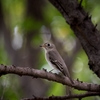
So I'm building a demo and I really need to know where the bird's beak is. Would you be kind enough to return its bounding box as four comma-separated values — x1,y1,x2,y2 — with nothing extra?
40,44,45,48
40,45,43,47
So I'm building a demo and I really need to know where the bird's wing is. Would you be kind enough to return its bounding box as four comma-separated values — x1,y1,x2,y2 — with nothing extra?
48,50,73,84
48,50,66,76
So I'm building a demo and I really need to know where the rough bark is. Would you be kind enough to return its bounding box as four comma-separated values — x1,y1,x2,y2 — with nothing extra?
49,0,100,78
21,92,100,100
0,64,100,92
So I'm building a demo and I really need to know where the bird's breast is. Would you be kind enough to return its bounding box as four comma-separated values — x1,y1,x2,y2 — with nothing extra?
45,52,57,69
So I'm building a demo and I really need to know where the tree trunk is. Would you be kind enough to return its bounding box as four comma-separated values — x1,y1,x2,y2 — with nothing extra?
49,0,100,78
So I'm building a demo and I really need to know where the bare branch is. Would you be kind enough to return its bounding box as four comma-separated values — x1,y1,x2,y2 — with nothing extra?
21,92,100,100
0,64,100,92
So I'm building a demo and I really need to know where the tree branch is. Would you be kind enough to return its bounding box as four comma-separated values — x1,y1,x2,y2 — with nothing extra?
48,0,100,78
0,64,100,92
21,92,100,100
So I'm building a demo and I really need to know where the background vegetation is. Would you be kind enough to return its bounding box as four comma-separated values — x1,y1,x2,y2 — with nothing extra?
0,0,100,100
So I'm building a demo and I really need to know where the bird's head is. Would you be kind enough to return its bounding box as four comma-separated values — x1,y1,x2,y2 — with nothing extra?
40,42,55,51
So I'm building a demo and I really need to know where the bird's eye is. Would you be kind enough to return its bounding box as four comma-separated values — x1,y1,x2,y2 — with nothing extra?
47,43,50,46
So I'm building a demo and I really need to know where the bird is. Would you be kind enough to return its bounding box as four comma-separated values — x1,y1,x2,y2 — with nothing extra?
40,42,73,84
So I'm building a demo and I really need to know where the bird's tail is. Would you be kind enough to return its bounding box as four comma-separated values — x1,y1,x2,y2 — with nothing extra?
63,69,74,84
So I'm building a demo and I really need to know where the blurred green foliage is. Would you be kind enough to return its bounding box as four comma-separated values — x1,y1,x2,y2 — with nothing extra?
0,39,10,64
2,0,25,29
0,0,100,100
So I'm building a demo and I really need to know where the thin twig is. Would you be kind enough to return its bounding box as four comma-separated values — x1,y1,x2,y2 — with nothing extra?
21,92,100,100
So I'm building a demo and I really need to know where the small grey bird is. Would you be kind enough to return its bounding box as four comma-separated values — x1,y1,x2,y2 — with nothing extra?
40,42,73,84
